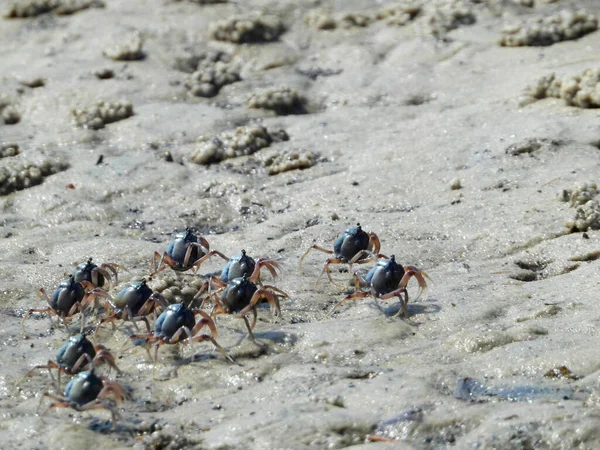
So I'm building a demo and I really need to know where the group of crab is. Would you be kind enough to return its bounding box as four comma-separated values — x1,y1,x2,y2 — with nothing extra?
20,223,428,429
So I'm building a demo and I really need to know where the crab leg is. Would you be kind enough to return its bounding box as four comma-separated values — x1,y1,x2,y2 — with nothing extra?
299,245,333,272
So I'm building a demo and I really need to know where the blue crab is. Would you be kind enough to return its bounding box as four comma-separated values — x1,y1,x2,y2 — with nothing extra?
129,303,233,363
96,278,169,332
23,275,108,332
21,333,120,386
299,223,383,284
40,369,126,429
332,255,429,317
151,228,228,274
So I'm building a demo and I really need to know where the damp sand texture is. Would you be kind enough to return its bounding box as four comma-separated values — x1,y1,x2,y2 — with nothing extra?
2,0,600,449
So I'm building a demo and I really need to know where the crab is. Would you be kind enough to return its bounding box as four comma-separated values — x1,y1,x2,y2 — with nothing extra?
21,333,121,386
207,275,288,345
72,257,123,290
332,255,430,317
299,223,383,284
22,275,109,332
96,278,169,332
151,228,228,275
40,369,126,430
219,249,282,284
129,303,233,363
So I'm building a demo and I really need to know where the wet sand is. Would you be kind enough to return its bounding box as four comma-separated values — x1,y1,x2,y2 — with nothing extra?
1,0,600,448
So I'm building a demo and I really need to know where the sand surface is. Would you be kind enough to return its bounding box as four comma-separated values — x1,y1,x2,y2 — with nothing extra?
1,0,600,448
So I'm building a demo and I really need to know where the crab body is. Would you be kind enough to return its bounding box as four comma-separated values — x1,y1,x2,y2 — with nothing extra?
299,223,383,284
167,229,203,271
333,225,371,262
334,255,429,317
129,303,231,363
23,275,106,332
72,257,121,289
154,304,196,340
65,370,104,405
21,334,120,385
209,276,287,345
221,251,256,283
50,277,87,315
365,256,406,296
220,249,281,285
56,334,96,369
112,279,154,315
152,228,228,275
41,369,126,429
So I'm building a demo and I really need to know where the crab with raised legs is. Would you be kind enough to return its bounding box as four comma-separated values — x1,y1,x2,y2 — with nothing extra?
332,255,430,317
206,275,288,346
72,257,123,290
21,333,121,387
129,303,233,363
96,278,169,333
23,275,109,333
40,369,126,430
299,223,383,284
151,228,228,275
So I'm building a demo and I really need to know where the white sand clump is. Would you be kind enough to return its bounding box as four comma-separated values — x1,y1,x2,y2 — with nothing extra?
505,137,560,155
304,9,337,30
54,0,104,15
4,0,55,17
499,9,598,46
338,12,373,28
419,0,475,35
561,182,598,207
190,125,288,165
561,182,600,232
262,150,315,175
0,96,20,124
72,100,134,130
0,143,20,158
102,32,144,61
512,0,558,7
184,54,240,98
376,3,422,26
2,105,21,125
305,0,472,35
523,69,600,107
0,159,69,195
4,0,103,18
566,200,600,232
209,14,285,43
247,86,305,115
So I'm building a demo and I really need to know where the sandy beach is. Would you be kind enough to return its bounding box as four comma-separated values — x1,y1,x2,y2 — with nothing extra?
1,0,600,448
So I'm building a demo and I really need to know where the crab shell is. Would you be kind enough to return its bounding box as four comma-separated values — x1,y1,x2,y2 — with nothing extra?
333,225,370,261
220,277,259,314
50,277,86,315
112,279,154,315
64,370,103,405
56,334,96,370
365,255,405,296
221,251,256,283
154,304,195,340
72,258,107,287
166,229,203,270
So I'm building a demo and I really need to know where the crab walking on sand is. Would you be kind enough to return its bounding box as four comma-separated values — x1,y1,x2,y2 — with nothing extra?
151,228,229,275
333,255,430,317
20,333,121,387
299,223,383,284
40,369,126,430
128,303,233,363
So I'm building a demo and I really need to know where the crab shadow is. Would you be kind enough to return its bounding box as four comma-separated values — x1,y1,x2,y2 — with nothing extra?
376,297,442,322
